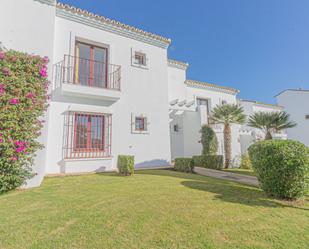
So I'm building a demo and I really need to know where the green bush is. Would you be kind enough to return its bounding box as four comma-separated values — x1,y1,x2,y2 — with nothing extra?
174,158,194,173
0,50,49,193
117,155,134,176
200,125,218,155
240,154,252,169
192,155,223,170
248,140,309,199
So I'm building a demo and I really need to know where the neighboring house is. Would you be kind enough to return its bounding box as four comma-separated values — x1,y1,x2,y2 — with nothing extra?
167,59,241,160
276,89,309,146
239,99,287,154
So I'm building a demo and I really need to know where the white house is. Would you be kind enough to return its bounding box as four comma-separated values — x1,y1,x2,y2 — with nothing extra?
1,0,172,187
239,99,287,154
276,89,309,146
167,59,241,161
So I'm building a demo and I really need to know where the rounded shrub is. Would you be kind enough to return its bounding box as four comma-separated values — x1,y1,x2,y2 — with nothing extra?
200,125,218,155
117,155,134,176
248,140,309,199
240,154,252,170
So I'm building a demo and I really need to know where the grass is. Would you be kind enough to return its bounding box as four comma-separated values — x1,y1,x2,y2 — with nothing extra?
0,169,308,249
223,168,256,177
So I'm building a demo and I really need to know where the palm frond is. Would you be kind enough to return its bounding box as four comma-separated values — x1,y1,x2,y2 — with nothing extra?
211,104,246,125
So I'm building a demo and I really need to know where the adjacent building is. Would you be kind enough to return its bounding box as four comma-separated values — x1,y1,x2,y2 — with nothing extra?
167,59,241,160
239,100,286,154
276,89,309,147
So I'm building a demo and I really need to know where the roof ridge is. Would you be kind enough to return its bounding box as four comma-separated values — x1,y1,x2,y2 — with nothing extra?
168,59,189,69
56,2,171,45
185,79,239,94
240,99,283,108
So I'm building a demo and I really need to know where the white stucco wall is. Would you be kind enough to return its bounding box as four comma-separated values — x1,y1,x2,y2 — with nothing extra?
46,14,171,174
0,0,56,187
276,90,309,146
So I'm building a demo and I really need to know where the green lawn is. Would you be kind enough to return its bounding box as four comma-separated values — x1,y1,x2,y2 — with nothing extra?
223,168,256,177
0,170,308,249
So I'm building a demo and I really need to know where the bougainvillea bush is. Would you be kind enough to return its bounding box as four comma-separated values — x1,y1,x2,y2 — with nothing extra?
0,50,49,193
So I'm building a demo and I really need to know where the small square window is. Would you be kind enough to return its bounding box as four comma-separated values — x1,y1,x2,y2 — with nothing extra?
135,117,147,131
134,52,146,66
173,124,179,132
305,115,309,120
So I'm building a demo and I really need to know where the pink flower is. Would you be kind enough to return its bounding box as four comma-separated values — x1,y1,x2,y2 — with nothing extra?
0,52,5,60
11,56,17,62
26,92,35,99
9,98,19,105
2,67,10,76
0,84,5,96
16,146,26,153
39,67,48,78
11,156,18,161
0,139,3,143
43,56,49,63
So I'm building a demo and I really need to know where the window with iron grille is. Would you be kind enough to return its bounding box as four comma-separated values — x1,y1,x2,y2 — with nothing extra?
63,111,112,159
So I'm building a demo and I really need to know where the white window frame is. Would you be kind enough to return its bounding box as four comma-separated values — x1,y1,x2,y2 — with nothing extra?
131,48,149,69
131,113,150,134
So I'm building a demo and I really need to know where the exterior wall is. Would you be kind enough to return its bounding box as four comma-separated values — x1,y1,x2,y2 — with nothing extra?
168,65,241,162
46,14,171,174
276,90,309,146
0,0,56,187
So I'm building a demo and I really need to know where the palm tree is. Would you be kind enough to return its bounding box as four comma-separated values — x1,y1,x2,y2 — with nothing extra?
248,111,296,140
211,104,246,168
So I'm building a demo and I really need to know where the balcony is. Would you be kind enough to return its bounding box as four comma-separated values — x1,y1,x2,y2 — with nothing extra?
54,55,121,101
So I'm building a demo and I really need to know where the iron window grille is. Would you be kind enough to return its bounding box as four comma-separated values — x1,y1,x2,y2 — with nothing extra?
63,111,112,159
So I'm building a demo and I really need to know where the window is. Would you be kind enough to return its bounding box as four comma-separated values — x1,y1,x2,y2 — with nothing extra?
197,98,210,114
63,111,112,159
221,100,227,105
131,113,149,134
134,52,146,66
173,124,179,132
74,41,108,88
135,117,147,131
131,48,149,69
306,115,309,120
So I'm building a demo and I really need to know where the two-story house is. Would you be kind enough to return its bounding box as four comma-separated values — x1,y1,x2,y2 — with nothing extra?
1,0,172,187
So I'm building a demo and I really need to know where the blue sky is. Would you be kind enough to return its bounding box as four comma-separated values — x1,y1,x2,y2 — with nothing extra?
60,0,309,103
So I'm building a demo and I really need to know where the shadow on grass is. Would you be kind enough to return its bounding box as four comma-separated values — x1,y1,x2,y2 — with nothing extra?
136,169,309,210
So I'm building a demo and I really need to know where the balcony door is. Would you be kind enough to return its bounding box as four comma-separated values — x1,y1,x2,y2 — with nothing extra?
75,42,108,88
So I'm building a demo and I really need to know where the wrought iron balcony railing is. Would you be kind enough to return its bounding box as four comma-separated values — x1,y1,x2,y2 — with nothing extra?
54,55,121,91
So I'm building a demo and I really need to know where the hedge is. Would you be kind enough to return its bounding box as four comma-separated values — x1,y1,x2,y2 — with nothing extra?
117,155,134,176
192,155,223,170
248,140,309,200
174,158,194,173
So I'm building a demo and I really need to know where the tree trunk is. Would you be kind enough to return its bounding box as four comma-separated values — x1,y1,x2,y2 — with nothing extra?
265,130,272,140
223,123,232,169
